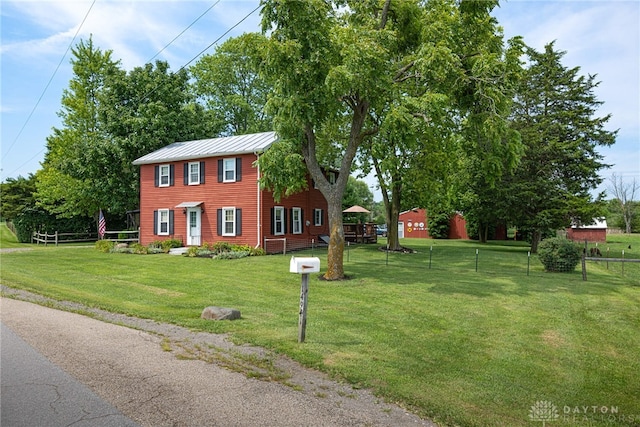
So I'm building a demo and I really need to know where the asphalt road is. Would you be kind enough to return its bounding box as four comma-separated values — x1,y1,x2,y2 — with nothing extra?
0,297,434,427
1,322,140,427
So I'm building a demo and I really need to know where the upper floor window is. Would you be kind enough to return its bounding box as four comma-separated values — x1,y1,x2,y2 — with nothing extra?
218,158,242,183
158,164,172,187
185,161,206,185
314,209,324,226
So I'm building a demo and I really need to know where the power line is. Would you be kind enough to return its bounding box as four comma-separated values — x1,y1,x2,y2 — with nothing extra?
3,0,97,159
139,3,261,103
4,2,262,179
147,0,221,64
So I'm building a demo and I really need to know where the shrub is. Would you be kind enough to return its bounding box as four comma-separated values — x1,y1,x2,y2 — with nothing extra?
213,251,250,260
428,212,451,239
160,238,183,253
131,243,148,255
538,237,582,272
211,241,232,254
95,240,115,253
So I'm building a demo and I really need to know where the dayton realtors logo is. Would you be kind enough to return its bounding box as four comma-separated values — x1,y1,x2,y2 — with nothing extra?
529,401,636,425
529,401,560,426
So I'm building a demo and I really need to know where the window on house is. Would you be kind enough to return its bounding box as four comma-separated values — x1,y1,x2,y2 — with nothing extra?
158,209,169,235
314,209,323,226
224,158,236,182
223,207,235,236
274,206,285,235
159,165,171,187
189,162,200,185
292,208,302,234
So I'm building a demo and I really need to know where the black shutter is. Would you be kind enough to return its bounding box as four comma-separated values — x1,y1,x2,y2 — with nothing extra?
289,208,293,234
154,166,159,187
153,210,158,234
184,163,189,185
200,161,205,184
236,209,242,236
218,159,223,182
236,158,242,182
169,165,175,186
283,208,288,234
270,207,275,235
217,209,222,235
169,210,174,235
301,209,304,232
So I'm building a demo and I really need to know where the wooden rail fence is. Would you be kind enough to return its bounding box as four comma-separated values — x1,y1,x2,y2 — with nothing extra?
32,230,139,246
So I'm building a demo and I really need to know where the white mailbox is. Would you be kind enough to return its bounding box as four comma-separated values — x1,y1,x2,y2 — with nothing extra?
289,256,320,274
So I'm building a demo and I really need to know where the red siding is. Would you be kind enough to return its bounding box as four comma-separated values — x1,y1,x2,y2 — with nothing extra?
448,213,469,240
398,209,470,240
567,228,606,243
399,209,430,238
138,154,328,250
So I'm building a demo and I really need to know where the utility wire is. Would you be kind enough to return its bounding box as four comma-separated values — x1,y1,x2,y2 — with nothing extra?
5,2,261,179
3,0,97,160
147,0,221,64
139,3,261,103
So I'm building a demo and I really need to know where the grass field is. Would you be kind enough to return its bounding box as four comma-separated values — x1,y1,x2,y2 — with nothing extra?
1,224,639,427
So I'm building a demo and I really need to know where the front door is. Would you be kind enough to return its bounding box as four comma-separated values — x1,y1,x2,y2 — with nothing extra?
186,207,201,246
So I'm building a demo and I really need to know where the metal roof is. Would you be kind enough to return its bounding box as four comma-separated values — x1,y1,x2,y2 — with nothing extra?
132,131,278,165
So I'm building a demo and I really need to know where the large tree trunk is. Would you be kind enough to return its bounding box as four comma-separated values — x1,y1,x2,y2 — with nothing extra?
325,194,345,280
530,229,541,253
386,181,402,251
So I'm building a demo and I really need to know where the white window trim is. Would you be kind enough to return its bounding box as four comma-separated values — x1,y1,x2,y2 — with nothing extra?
292,207,302,234
274,206,285,236
223,158,236,182
159,165,171,187
188,162,200,185
314,209,323,226
222,207,236,236
158,209,170,235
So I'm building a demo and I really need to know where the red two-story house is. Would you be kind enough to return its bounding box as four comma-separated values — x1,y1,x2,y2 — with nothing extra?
132,131,329,252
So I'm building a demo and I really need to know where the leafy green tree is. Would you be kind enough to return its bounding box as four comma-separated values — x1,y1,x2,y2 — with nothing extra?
505,43,616,252
360,0,523,249
36,37,121,219
258,0,405,279
97,60,214,214
191,33,272,136
0,174,37,221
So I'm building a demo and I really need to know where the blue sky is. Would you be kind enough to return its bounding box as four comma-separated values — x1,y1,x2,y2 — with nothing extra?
1,0,638,199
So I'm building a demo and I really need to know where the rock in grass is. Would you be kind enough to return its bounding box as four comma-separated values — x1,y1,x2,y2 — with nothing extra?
201,306,241,321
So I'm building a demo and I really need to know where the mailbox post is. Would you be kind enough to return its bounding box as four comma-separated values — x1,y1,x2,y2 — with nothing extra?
290,256,320,343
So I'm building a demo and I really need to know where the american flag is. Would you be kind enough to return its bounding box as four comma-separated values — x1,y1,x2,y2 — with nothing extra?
98,210,106,239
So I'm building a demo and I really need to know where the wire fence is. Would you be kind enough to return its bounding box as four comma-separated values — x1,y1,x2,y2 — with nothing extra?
333,241,639,284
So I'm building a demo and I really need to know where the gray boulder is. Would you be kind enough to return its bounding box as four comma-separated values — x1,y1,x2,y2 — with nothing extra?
201,306,241,321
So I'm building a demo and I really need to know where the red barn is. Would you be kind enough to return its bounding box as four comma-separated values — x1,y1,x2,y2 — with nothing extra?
398,208,469,240
132,132,329,252
567,218,607,243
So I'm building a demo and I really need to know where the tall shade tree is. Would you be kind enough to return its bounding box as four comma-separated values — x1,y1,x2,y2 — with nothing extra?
191,33,272,136
258,0,402,279
505,42,616,252
428,0,524,244
36,37,121,218
0,174,37,221
97,60,214,214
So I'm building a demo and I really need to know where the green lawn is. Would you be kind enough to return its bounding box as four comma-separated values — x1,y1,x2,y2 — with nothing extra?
2,224,639,427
